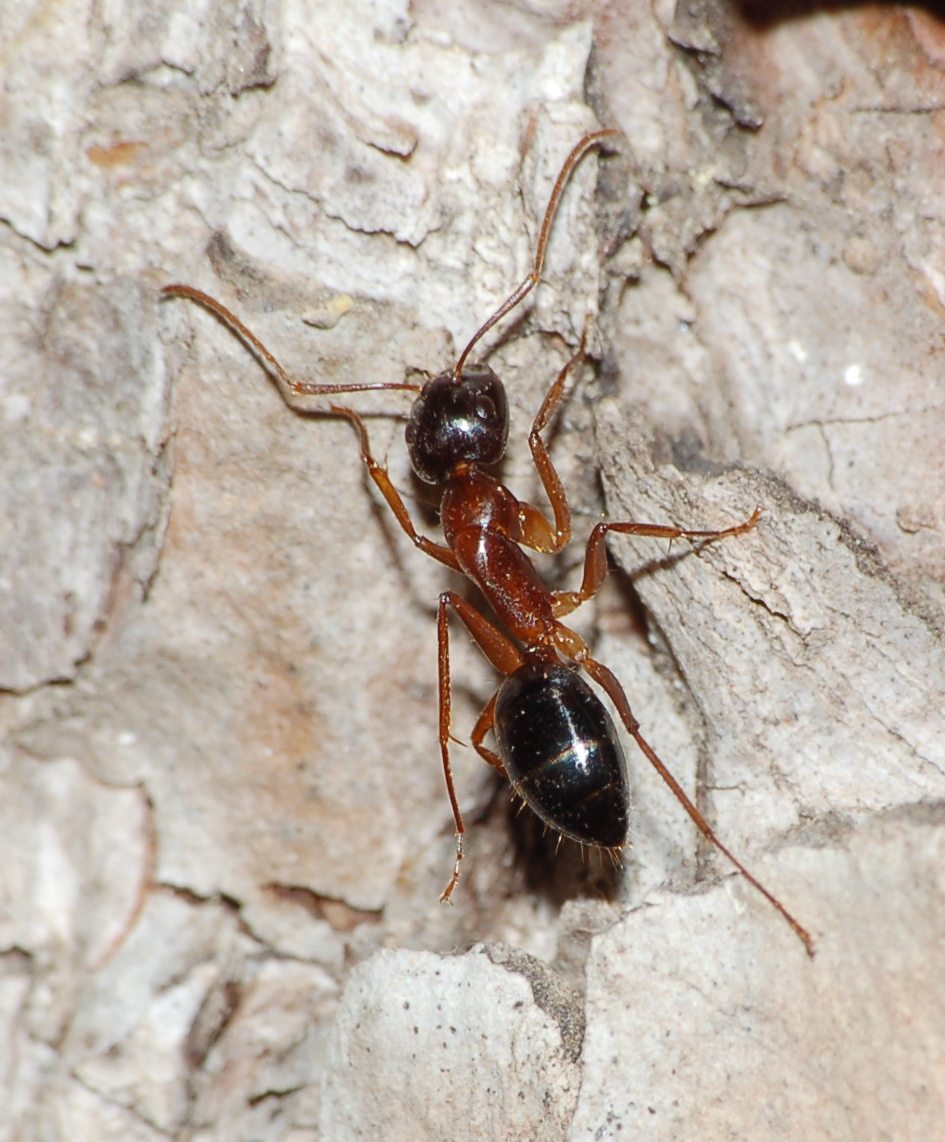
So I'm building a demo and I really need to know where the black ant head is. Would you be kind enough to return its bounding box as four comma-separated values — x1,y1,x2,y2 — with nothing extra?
405,365,509,484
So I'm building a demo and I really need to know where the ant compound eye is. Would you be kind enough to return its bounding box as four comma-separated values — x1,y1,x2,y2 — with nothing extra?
405,366,509,483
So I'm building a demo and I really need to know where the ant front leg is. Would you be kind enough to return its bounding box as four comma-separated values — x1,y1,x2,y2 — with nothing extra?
436,591,523,902
553,507,762,617
328,406,461,573
516,328,588,554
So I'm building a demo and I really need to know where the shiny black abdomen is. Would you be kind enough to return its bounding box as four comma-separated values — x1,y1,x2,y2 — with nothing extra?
494,661,629,848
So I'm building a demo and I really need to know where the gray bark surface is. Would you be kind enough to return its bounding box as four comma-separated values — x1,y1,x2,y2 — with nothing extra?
2,2,944,1139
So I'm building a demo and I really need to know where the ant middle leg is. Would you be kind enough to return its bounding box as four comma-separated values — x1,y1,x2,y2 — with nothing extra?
552,507,762,617
436,591,524,902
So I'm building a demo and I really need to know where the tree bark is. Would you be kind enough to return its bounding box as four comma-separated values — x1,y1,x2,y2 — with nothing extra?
2,2,944,1138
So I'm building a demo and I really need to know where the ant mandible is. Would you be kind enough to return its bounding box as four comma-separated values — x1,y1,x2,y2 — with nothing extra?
163,129,815,957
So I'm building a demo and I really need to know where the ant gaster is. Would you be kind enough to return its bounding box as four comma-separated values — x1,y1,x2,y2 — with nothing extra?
163,130,815,956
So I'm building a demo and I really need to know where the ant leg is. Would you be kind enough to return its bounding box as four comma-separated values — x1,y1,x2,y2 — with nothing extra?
161,284,421,399
437,591,523,902
553,508,762,617
580,652,815,957
469,692,508,775
516,326,588,553
328,405,461,573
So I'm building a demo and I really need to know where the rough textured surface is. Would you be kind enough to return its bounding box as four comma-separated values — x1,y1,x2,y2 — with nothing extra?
321,947,584,1140
2,1,944,1139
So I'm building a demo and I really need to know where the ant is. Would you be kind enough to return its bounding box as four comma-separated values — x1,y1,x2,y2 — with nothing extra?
163,129,814,957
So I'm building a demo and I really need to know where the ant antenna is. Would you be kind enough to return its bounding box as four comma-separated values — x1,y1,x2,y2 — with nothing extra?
452,128,619,382
161,284,422,399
